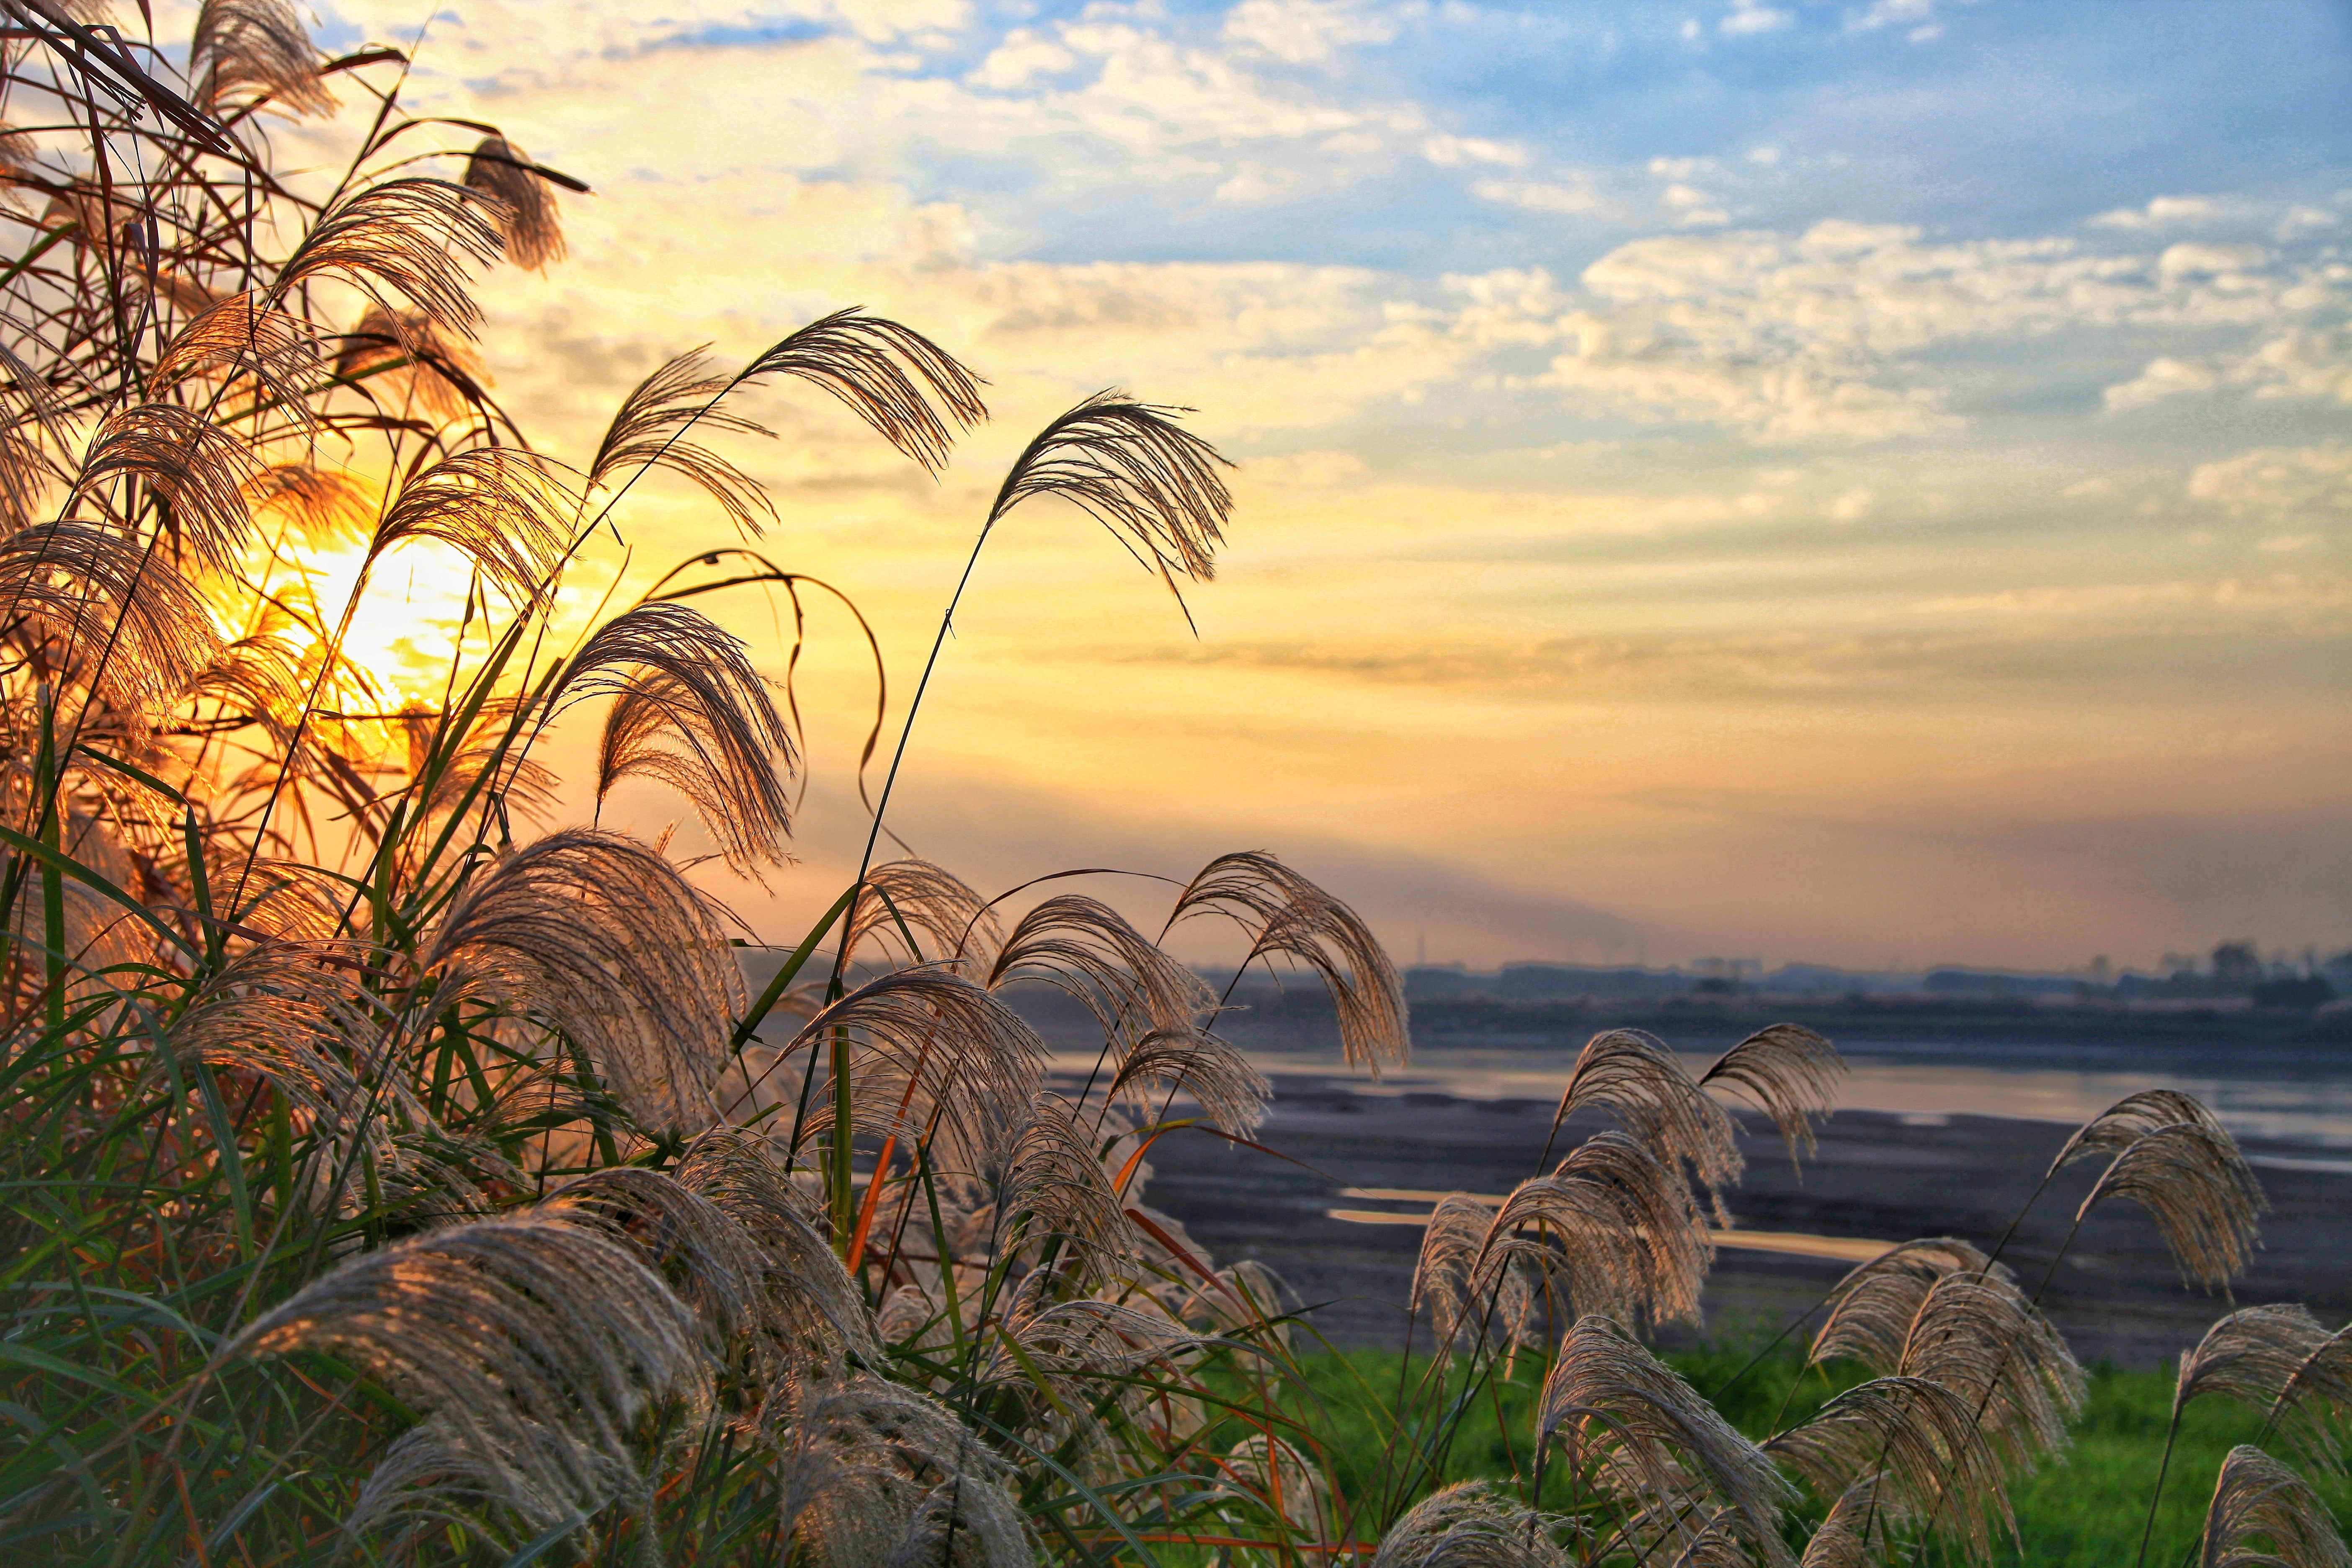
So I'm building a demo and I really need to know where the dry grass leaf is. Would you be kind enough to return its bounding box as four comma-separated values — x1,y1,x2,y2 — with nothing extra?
191,0,334,117
1540,1315,1795,1568
72,401,259,573
463,134,566,272
230,1215,710,1549
560,601,795,875
845,858,1001,976
1170,849,1408,1075
370,447,576,609
2200,1446,2352,1568
988,892,1212,1042
423,829,744,1136
1371,1479,1569,1568
1809,1238,1996,1374
2076,1121,2266,1289
1766,1377,2012,1568
741,308,986,474
1700,1022,1843,1162
588,347,773,535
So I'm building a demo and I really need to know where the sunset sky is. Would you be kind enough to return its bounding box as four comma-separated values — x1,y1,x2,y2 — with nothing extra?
273,0,2348,972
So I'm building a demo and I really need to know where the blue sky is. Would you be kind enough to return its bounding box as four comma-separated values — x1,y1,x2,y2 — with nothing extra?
283,0,2352,970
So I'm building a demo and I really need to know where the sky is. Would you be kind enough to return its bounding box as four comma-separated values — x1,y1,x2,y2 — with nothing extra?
251,0,2352,972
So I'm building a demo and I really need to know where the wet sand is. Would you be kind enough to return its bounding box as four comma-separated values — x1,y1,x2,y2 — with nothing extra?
1110,1070,2352,1368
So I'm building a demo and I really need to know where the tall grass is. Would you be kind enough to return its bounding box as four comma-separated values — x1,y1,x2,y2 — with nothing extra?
0,7,2344,1566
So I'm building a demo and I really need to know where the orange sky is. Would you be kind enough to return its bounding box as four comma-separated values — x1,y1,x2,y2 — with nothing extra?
266,0,2350,972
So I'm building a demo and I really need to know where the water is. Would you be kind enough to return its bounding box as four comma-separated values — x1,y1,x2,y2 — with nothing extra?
1053,1039,2352,1161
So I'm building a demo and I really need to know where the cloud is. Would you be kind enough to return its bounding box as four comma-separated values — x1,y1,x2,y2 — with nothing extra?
1470,175,1602,214
2159,242,2270,278
2104,355,2218,412
1424,134,1527,167
1222,0,1405,65
2187,444,2352,519
2089,195,2244,231
1720,0,1793,37
969,28,1078,89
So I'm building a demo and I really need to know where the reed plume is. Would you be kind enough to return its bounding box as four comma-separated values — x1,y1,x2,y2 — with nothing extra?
1767,1378,2012,1566
463,134,568,272
190,0,334,117
1700,1021,1842,1161
1105,1025,1271,1136
1169,849,1408,1074
369,447,577,608
2268,1322,2352,1475
72,401,260,573
2178,1306,2334,1416
272,179,504,338
2076,1120,2266,1289
739,309,986,474
1808,1238,1996,1374
2198,1446,2352,1568
1547,1028,1741,1200
845,857,1002,976
334,303,489,423
774,1375,1031,1568
1371,1480,1569,1568
0,519,222,711
1895,1272,2085,1476
989,891,1214,1041
588,348,775,536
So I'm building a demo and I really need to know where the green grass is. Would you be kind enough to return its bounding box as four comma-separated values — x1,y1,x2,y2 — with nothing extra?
1269,1341,2352,1565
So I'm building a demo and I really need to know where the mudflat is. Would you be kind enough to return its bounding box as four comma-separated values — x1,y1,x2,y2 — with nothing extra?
1104,1066,2352,1368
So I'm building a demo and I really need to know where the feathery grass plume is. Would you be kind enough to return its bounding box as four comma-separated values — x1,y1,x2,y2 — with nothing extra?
1766,1377,2012,1567
72,401,260,573
423,828,745,1136
369,446,576,608
787,964,1045,1170
2199,1446,2352,1568
988,391,1229,598
2179,1306,2334,1416
2076,1120,2266,1289
1106,1025,1271,1136
556,601,796,874
740,308,986,474
1370,1479,1571,1568
1895,1272,2085,1476
190,0,334,116
1798,1481,1893,1568
149,292,327,421
1220,1432,1333,1540
540,1166,774,1349
0,519,222,709
343,1414,616,1562
463,134,567,272
1541,1316,1796,1568
334,302,490,421
986,1292,1199,1422
999,1092,1139,1271
2049,1088,2235,1173
1413,1192,1501,1356
1550,1027,1742,1200
774,1375,1031,1568
247,461,374,545
1808,1238,1996,1373
272,178,504,338
1169,849,1410,1075
588,347,774,535
989,892,1214,1042
846,858,1003,976
1700,1022,1843,1162
673,1127,878,1369
2269,1323,2352,1475
1473,1130,1712,1346
230,1215,710,1550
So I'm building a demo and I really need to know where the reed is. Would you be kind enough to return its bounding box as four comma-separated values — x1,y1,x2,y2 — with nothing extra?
0,8,2342,1566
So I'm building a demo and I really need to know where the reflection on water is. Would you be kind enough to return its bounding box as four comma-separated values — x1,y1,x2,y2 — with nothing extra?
1055,1042,2352,1153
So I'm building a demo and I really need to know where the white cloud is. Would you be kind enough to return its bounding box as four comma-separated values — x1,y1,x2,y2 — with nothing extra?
2157,242,2270,278
1649,155,1717,181
1425,134,1528,167
2103,356,2218,412
2089,195,2241,231
1661,183,1711,209
1847,0,1977,37
2187,444,2352,519
969,28,1077,89
1471,175,1602,215
1720,0,1793,35
1222,0,1404,65
2278,206,2340,241
1829,486,1876,521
